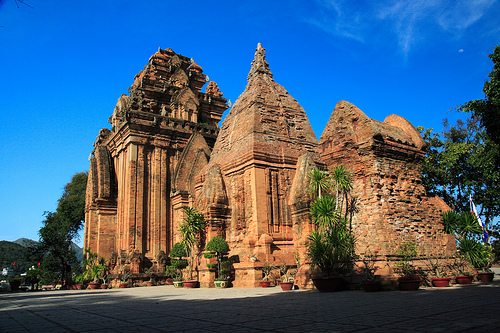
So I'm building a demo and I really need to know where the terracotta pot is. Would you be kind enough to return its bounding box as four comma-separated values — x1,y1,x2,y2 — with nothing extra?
280,282,294,291
100,284,109,289
173,281,183,288
312,277,348,292
431,278,451,288
214,280,229,288
456,275,473,284
183,280,198,288
259,281,271,288
144,281,153,287
88,282,101,290
119,283,128,288
398,277,420,291
165,278,174,285
362,280,383,292
73,284,83,290
477,272,494,283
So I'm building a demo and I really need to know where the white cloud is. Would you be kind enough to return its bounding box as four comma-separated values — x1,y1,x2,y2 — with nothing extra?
306,0,497,57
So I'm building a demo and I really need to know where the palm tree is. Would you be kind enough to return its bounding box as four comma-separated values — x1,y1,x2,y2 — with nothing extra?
179,207,206,280
308,168,331,199
331,165,353,216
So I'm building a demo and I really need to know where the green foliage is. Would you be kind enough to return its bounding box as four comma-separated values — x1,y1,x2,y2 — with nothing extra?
179,207,206,280
310,195,339,231
442,211,482,240
460,46,500,146
459,239,493,270
395,242,418,277
205,236,229,254
37,172,88,285
82,249,107,283
261,262,275,281
307,165,356,278
0,241,34,274
308,168,331,198
420,47,500,241
170,242,188,258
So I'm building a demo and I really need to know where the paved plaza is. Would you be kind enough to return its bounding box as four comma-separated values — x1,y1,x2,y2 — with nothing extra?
1,278,500,333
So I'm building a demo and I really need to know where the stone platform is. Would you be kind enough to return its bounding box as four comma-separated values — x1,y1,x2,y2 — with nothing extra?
2,275,500,332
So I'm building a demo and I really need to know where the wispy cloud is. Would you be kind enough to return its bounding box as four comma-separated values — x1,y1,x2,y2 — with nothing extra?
306,0,497,57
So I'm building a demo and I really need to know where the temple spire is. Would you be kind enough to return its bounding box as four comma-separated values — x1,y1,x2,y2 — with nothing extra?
247,42,273,81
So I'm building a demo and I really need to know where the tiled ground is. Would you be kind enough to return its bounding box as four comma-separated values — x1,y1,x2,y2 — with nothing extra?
1,276,499,332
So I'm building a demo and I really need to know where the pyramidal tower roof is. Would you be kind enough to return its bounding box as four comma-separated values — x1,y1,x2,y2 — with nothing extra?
208,43,318,167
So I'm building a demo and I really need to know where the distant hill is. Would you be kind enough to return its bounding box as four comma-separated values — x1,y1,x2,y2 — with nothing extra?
14,238,38,248
0,240,32,273
1,238,84,273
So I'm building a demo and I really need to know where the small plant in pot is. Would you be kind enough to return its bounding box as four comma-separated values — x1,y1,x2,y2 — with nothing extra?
359,255,383,292
170,242,189,288
144,267,155,287
164,265,177,285
83,249,105,289
260,262,275,287
179,207,206,288
278,263,295,291
395,241,421,291
451,256,475,284
119,266,132,288
205,236,231,288
426,256,451,288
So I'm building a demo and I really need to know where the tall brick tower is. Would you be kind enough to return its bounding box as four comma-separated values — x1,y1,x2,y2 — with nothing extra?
195,43,321,286
84,48,228,269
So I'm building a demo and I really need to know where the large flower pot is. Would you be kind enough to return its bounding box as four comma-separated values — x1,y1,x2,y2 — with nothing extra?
119,283,129,288
398,277,420,291
431,278,451,288
73,284,83,290
165,278,174,285
183,280,198,288
456,275,473,284
214,280,229,288
280,282,294,291
100,284,109,289
312,277,347,292
477,272,494,283
173,281,183,288
88,282,101,290
259,281,271,288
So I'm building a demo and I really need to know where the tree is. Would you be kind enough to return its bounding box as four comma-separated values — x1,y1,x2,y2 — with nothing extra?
420,46,500,242
37,172,88,286
460,46,500,146
179,207,206,280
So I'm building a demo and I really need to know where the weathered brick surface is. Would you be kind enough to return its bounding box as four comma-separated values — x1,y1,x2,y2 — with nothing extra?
85,45,455,286
319,101,455,275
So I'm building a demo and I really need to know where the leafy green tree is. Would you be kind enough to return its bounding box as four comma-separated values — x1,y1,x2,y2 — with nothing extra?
179,207,206,280
419,48,500,241
460,46,500,146
37,172,88,286
308,168,331,199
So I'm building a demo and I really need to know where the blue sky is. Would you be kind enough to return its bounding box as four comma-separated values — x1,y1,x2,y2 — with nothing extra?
0,0,498,245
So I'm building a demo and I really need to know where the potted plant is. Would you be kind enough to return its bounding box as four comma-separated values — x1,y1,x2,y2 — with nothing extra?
426,257,451,288
165,265,177,285
214,261,231,289
170,242,189,287
359,256,383,292
83,249,106,289
278,263,295,291
205,236,231,287
179,207,206,288
119,266,132,288
72,274,85,290
451,256,474,284
395,242,421,291
99,264,110,289
259,262,275,287
307,166,357,292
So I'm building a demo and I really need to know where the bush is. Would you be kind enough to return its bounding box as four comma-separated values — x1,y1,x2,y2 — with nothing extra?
170,242,188,259
206,236,229,254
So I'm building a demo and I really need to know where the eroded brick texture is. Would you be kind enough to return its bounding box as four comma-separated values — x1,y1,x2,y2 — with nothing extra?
85,45,455,287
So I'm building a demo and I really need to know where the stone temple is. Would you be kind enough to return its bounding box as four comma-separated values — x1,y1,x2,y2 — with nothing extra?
84,44,455,287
